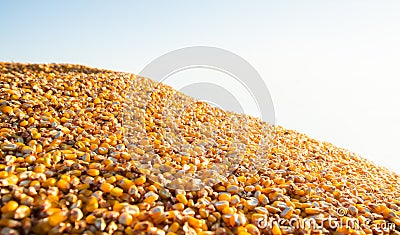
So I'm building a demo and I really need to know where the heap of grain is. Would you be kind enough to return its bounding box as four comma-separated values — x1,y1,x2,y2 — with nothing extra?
0,63,399,235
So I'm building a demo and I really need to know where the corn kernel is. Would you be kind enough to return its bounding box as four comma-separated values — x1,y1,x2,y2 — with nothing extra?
87,169,100,176
86,197,99,212
135,175,146,185
1,201,18,213
110,187,123,197
176,194,188,205
48,211,68,226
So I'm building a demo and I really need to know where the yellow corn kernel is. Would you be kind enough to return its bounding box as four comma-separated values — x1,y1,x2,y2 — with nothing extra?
258,194,269,205
106,176,117,184
222,207,236,214
176,194,188,205
272,222,282,235
215,201,230,211
218,193,232,201
118,212,133,226
56,179,70,192
87,169,100,176
77,183,90,190
119,179,134,191
14,205,31,219
0,171,8,178
98,147,108,155
1,106,13,114
188,217,204,228
168,222,180,233
93,97,101,104
48,211,68,226
135,175,146,185
1,201,19,213
34,164,46,173
100,182,114,193
172,203,185,211
32,132,41,140
246,224,260,235
229,213,247,227
86,197,99,212
144,195,159,204
110,187,123,197
85,214,96,224
20,120,28,127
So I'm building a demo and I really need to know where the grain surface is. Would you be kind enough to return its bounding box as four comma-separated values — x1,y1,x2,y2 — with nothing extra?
0,63,399,235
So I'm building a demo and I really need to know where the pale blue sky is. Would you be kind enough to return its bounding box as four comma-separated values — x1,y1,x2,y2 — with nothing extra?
1,1,400,174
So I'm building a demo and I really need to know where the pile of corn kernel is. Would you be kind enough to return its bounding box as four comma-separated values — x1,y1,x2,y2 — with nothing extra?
0,63,399,235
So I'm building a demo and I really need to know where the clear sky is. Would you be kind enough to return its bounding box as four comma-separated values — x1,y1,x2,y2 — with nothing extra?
1,1,400,174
